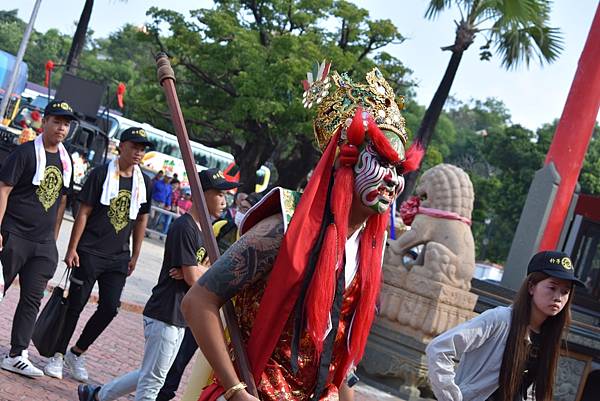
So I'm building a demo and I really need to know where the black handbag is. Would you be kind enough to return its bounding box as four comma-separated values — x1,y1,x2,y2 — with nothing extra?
32,267,71,357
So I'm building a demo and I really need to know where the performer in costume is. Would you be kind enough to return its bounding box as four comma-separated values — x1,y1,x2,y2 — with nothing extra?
182,64,423,401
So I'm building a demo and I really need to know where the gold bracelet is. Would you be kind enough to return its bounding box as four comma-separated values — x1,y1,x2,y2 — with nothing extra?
223,382,247,400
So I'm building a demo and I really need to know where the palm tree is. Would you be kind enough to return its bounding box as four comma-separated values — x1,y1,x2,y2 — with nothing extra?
400,0,563,201
65,0,94,73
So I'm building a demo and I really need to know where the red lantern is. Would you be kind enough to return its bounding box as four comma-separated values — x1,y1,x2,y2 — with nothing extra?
44,60,54,87
117,82,126,108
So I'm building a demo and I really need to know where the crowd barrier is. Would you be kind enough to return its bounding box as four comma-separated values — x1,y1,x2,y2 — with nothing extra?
145,205,180,240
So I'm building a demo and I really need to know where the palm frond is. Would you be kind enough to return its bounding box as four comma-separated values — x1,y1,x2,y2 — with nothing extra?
494,23,563,68
502,0,551,24
476,0,550,26
425,0,455,19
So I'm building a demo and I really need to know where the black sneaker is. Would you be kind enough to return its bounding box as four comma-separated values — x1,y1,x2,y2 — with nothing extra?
78,384,100,401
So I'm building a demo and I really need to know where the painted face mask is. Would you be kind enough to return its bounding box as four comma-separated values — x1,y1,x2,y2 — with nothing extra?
354,130,405,213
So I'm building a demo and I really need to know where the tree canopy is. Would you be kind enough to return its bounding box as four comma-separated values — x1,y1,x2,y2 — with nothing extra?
134,0,412,191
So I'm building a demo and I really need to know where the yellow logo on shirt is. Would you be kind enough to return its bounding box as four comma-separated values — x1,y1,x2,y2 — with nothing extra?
36,165,63,211
196,247,206,263
108,190,131,233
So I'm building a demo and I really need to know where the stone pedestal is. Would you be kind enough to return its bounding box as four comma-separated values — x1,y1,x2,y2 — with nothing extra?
379,269,478,342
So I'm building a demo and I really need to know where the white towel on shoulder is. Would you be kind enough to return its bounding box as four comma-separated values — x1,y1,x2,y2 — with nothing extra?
100,158,147,220
32,134,73,188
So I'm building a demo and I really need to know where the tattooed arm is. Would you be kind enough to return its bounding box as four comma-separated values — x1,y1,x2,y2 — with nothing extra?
181,214,284,399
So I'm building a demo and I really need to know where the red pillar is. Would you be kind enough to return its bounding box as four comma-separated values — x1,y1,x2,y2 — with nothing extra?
538,3,600,251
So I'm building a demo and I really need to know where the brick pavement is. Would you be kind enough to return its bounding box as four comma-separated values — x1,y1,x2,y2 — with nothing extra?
0,288,193,401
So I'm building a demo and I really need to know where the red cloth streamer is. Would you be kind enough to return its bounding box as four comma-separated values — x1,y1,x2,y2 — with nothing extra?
117,82,126,109
44,60,54,87
244,130,341,384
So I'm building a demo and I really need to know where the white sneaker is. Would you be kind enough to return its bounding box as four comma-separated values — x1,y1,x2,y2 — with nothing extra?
44,352,64,379
65,349,88,382
1,350,44,377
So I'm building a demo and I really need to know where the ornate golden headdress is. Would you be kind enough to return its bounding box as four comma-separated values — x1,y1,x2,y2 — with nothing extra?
302,62,407,150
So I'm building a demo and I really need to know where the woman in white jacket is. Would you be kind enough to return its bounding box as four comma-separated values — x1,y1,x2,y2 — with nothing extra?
426,250,584,401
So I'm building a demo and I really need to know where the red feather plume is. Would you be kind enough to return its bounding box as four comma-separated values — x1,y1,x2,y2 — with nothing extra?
401,142,424,173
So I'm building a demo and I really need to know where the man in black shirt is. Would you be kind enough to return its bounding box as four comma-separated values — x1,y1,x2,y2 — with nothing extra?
77,177,209,401
157,172,248,401
43,127,152,382
0,100,76,378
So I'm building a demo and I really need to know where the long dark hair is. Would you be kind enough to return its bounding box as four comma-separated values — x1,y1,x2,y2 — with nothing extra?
498,272,573,401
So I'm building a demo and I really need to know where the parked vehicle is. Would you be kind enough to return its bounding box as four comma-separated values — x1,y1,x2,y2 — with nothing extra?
104,114,271,192
0,50,28,125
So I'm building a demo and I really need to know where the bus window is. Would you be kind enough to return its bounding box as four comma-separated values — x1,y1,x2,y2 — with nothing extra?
193,150,208,167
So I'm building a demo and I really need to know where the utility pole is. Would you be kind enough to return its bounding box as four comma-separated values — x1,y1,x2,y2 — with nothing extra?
0,0,42,124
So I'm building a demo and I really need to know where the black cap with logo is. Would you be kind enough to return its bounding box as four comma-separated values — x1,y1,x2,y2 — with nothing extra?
44,100,78,121
527,251,585,286
199,168,241,191
120,127,153,147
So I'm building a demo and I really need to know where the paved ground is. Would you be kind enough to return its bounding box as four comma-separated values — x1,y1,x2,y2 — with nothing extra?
0,214,404,401
0,287,192,401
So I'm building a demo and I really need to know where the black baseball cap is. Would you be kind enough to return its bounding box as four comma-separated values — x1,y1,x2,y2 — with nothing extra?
120,127,153,146
199,168,242,191
44,100,78,121
527,251,585,286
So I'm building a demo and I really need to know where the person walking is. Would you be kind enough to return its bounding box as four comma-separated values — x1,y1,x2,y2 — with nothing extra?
0,100,75,377
43,127,152,382
155,170,242,401
149,173,172,230
426,250,582,401
76,170,233,401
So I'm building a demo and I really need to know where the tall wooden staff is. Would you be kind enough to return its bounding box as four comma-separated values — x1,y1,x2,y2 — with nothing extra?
155,53,258,397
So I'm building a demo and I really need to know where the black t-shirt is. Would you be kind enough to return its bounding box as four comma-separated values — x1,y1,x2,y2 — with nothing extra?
143,213,203,327
77,164,151,260
0,141,70,242
520,331,542,399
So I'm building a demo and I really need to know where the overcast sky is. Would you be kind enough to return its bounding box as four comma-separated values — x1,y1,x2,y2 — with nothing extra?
14,0,600,130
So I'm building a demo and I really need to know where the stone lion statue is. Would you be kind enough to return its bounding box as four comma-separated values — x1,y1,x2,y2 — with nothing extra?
387,164,475,290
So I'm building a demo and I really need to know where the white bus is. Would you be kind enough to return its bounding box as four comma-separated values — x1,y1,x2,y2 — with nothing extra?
102,114,270,192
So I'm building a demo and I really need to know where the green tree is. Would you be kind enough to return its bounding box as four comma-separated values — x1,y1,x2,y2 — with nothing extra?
139,0,413,192
536,121,600,195
580,126,600,195
0,11,71,86
74,24,157,111
477,124,549,261
400,0,563,201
